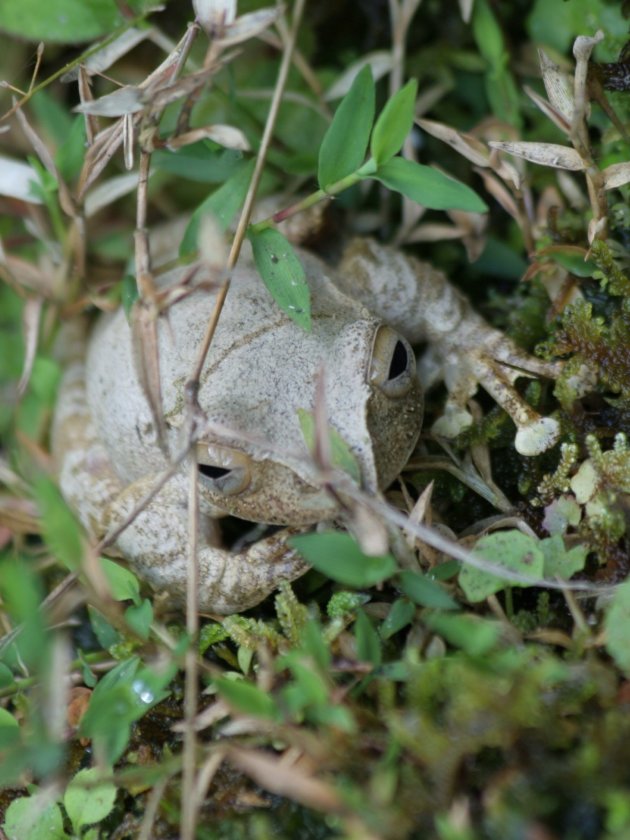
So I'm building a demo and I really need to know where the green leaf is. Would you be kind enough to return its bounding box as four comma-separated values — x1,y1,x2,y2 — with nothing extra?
87,606,121,650
0,556,48,670
605,578,630,675
64,768,117,832
56,117,87,184
3,796,68,840
527,0,627,58
459,531,545,603
398,570,459,610
318,65,375,190
472,0,505,68
425,612,502,656
540,535,587,580
180,160,254,257
34,476,83,571
154,142,245,183
297,408,361,483
380,598,415,639
121,275,139,319
248,227,311,330
0,709,20,749
375,157,488,213
0,0,151,43
290,531,397,588
371,79,418,166
124,599,153,640
355,609,382,667
215,677,278,718
100,558,141,604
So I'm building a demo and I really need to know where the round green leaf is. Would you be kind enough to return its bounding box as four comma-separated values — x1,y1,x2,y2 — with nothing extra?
215,677,278,718
605,578,630,675
459,531,545,603
397,570,459,610
248,227,311,330
4,796,68,840
318,65,375,190
0,0,152,43
290,531,397,587
64,768,117,832
375,157,488,213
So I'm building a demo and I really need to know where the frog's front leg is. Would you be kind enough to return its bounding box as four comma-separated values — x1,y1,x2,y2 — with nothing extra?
102,474,309,614
338,239,562,455
52,321,126,537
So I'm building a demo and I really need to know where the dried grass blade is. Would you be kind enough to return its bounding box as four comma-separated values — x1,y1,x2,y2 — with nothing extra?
489,140,586,171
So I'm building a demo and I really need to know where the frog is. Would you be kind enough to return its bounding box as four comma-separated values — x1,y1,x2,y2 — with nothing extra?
51,235,562,614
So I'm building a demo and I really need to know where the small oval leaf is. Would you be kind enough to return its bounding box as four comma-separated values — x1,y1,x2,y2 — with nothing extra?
248,227,311,330
318,65,375,190
397,570,459,610
375,157,488,212
290,531,397,587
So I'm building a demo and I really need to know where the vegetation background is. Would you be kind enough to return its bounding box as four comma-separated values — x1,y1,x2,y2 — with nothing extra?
0,0,629,838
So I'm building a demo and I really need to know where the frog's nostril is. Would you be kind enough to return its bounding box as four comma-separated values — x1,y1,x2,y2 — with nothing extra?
388,340,409,381
198,463,232,480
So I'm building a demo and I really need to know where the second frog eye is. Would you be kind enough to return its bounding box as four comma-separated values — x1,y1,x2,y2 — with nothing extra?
197,444,252,496
369,326,416,398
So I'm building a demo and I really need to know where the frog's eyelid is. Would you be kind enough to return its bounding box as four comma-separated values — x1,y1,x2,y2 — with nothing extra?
369,326,416,398
197,444,252,495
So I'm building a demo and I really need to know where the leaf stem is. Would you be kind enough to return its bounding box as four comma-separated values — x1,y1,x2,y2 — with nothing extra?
249,159,378,234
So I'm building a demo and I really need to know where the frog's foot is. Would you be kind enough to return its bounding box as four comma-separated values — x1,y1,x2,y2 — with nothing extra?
429,340,561,456
197,530,310,614
131,528,309,614
105,475,310,614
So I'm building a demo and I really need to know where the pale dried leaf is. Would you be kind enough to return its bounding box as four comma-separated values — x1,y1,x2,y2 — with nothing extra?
18,297,43,397
489,140,586,171
193,0,237,30
473,167,520,221
524,85,571,136
458,0,474,22
84,171,142,217
227,747,344,813
1,254,51,295
75,85,144,117
538,50,574,123
402,0,424,28
352,502,389,556
556,170,587,209
216,8,282,47
405,480,433,548
325,51,393,100
167,123,249,151
0,155,43,203
123,113,135,170
14,103,75,217
61,28,151,82
406,223,465,243
417,118,489,167
415,81,453,117
602,161,630,190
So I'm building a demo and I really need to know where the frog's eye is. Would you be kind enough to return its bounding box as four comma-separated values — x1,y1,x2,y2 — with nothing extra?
369,326,416,398
197,444,251,495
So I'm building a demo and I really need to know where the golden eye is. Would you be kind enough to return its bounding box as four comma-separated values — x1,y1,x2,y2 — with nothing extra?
369,326,416,398
196,444,252,496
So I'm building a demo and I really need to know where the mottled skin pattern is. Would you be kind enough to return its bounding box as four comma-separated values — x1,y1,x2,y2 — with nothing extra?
52,239,561,613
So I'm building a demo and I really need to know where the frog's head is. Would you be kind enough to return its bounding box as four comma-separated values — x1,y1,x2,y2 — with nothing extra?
193,285,423,526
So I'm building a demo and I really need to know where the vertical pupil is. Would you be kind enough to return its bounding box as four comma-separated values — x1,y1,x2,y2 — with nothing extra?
388,340,409,380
